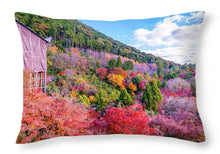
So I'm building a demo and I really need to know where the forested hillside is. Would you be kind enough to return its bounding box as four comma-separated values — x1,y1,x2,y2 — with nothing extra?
16,12,204,143
15,12,179,67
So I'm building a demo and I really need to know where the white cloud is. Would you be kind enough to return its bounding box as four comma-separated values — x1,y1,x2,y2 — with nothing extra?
186,11,205,23
133,14,202,47
132,11,204,64
143,47,196,64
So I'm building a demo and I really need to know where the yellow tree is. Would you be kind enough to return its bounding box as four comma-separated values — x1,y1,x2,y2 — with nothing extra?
107,74,124,89
128,82,137,96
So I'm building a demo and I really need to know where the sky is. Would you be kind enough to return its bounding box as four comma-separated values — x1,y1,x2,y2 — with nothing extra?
80,11,205,64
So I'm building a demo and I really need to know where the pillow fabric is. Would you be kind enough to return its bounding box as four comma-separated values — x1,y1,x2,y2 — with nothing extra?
15,11,205,143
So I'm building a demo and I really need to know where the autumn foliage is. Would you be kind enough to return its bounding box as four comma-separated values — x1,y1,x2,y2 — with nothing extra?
105,104,158,135
96,67,107,80
17,92,97,143
107,74,124,89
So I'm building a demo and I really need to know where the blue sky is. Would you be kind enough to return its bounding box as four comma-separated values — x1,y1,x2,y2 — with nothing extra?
80,11,205,64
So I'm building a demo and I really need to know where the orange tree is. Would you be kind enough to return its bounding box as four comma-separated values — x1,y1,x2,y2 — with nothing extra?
107,73,124,89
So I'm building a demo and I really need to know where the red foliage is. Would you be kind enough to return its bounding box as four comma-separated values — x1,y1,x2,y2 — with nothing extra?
130,72,136,77
59,71,65,76
17,92,98,143
32,88,42,94
122,80,127,87
96,67,107,80
104,104,158,135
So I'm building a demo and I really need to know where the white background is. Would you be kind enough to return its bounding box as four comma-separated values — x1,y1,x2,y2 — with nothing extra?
0,0,219,153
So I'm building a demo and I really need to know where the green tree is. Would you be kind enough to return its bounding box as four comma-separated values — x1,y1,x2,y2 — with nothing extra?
107,58,117,69
116,56,122,67
92,90,109,111
79,95,90,107
153,72,158,79
163,61,169,69
164,70,178,79
157,62,164,78
157,79,162,88
115,88,134,107
191,82,196,97
141,83,153,111
122,60,134,71
151,80,162,114
132,74,145,87
185,71,193,79
171,65,180,73
142,81,162,114
144,72,150,80
181,64,189,71
161,80,167,88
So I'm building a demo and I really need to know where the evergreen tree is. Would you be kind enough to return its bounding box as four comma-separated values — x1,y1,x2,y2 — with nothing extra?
157,79,162,88
144,72,150,80
116,56,122,67
191,82,196,97
92,90,109,111
107,58,117,69
122,60,134,71
153,72,158,79
116,88,134,107
151,80,162,114
157,61,164,78
141,84,153,111
164,70,178,79
132,74,145,87
141,80,162,114
161,80,167,88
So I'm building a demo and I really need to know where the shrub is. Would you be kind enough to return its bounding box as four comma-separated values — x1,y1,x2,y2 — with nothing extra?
132,74,145,87
108,67,128,78
96,67,107,80
115,88,134,107
107,74,124,89
127,82,137,96
150,96,205,142
122,60,134,71
91,90,109,111
107,58,117,69
17,92,97,143
165,78,191,92
104,104,158,135
164,70,178,79
79,95,90,107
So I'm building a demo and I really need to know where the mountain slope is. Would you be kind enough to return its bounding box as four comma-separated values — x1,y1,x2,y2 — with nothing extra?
15,12,178,67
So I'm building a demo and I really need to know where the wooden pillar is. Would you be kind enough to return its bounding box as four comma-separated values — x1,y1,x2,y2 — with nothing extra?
44,72,46,93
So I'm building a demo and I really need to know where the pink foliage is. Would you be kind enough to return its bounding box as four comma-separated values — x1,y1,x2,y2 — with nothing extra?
165,78,191,91
139,80,146,90
150,96,205,142
160,89,192,98
179,73,185,79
